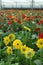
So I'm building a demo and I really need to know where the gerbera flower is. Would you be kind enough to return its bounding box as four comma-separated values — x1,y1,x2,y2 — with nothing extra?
31,16,35,19
20,45,29,54
22,14,26,19
37,20,43,25
17,20,22,24
7,46,13,54
6,15,11,19
39,33,43,39
3,36,10,45
35,28,41,32
13,39,22,49
25,48,35,59
8,33,15,42
36,39,43,48
7,20,12,25
38,16,42,18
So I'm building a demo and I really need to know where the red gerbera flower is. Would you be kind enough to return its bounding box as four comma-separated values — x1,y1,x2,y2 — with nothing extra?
38,16,42,18
7,20,12,25
35,28,41,32
39,33,43,39
38,20,43,25
30,16,36,20
22,14,26,19
17,20,22,24
6,15,11,19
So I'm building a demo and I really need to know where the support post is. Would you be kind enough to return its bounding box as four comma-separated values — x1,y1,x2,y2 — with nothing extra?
0,0,2,10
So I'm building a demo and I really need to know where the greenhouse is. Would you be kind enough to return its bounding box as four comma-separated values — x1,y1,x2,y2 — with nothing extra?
0,0,43,9
0,0,43,65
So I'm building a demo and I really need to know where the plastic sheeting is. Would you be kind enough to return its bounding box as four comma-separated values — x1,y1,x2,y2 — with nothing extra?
1,0,43,8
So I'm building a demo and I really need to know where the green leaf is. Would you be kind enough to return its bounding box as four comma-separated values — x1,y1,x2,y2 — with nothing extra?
12,63,19,65
0,61,4,65
14,63,19,65
34,59,42,65
40,48,43,58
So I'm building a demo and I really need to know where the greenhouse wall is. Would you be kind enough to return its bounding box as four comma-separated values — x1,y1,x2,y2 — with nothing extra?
1,0,43,9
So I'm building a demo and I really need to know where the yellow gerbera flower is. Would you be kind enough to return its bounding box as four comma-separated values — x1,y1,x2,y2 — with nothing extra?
24,25,31,31
3,36,10,45
8,33,15,42
25,48,35,59
13,39,22,49
7,46,13,54
20,45,29,54
36,39,43,48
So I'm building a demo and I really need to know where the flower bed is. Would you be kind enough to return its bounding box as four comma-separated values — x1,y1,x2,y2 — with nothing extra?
0,10,43,65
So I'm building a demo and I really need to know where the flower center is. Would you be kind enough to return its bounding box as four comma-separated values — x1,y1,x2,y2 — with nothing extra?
6,39,9,42
40,42,43,45
17,43,19,45
23,48,26,51
27,52,31,56
10,36,12,39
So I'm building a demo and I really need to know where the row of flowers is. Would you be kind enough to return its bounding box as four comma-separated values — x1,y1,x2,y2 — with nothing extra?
3,33,35,58
0,10,43,65
1,32,43,65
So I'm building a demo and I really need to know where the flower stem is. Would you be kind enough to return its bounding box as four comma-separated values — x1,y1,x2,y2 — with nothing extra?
30,58,32,65
7,55,11,65
39,49,42,65
26,58,28,65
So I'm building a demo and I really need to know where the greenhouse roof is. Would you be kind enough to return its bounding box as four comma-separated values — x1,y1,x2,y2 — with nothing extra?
0,0,43,9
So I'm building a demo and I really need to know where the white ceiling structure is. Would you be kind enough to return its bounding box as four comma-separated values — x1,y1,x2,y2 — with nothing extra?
2,0,31,2
2,0,43,8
